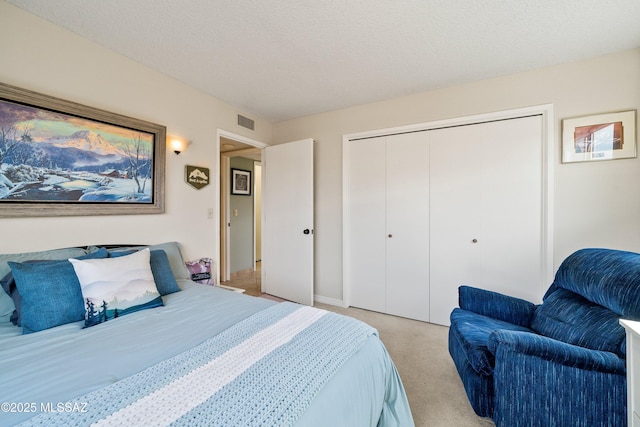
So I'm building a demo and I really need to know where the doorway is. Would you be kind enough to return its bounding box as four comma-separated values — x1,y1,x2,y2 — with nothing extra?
217,132,315,305
217,130,266,294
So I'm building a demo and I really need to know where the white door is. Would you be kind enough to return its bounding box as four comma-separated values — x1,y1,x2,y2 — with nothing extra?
385,133,430,321
429,115,543,326
429,124,483,326
345,133,429,321
345,136,387,313
262,139,314,305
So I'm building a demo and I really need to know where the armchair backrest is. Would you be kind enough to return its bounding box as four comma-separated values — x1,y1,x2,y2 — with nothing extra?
552,248,640,318
530,248,640,358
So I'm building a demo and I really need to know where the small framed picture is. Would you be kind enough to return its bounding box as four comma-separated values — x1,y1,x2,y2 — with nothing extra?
231,168,251,195
562,110,636,163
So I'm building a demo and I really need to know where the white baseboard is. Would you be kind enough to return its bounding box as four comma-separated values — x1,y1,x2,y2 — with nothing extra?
314,294,347,308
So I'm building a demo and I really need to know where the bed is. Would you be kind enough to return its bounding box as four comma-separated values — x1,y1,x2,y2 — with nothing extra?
0,242,414,426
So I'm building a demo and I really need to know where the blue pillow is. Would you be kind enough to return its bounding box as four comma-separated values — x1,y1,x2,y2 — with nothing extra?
109,249,180,296
107,242,190,280
0,246,91,324
3,248,108,328
0,271,19,324
0,289,14,324
8,260,85,334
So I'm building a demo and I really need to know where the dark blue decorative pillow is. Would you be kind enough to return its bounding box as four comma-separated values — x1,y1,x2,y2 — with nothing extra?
149,250,181,295
3,248,108,328
8,260,87,334
108,249,180,295
0,271,20,325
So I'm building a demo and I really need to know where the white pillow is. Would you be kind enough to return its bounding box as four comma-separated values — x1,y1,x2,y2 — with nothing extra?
69,248,163,328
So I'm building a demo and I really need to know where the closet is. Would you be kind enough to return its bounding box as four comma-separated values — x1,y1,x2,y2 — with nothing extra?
344,113,546,326
345,132,430,322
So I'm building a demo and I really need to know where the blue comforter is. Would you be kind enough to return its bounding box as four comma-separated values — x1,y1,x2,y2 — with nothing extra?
0,282,413,426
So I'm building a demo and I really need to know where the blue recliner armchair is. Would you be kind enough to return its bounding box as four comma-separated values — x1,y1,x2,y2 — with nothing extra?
448,248,640,427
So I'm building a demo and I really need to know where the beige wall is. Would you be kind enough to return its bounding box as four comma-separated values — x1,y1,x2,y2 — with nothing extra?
274,48,640,302
0,2,272,263
2,0,639,304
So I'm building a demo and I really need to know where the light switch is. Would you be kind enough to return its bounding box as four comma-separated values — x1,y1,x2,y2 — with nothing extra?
233,209,238,217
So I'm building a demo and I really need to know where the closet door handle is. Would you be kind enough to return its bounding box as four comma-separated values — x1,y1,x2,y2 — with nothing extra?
388,234,393,238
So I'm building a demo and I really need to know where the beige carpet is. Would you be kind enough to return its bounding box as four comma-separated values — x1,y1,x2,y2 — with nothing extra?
314,303,495,427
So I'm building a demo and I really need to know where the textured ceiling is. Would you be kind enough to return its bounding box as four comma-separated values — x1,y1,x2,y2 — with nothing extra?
6,0,640,122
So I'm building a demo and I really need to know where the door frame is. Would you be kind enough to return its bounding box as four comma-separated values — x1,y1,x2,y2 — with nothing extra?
216,129,268,285
253,161,262,266
342,104,555,307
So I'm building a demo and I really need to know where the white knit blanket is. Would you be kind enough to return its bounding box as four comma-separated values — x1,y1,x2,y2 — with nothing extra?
20,302,376,427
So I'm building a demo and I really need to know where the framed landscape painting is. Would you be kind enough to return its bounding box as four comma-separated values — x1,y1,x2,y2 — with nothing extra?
0,83,165,217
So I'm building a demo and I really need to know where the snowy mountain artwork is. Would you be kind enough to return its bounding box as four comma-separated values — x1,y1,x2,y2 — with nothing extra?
0,97,155,204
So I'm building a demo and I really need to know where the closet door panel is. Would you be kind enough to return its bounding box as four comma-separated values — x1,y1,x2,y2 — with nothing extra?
477,115,543,302
346,137,387,312
429,126,483,326
385,133,430,321
429,116,544,326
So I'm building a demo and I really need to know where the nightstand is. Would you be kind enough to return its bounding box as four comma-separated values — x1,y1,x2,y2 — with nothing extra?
621,319,640,426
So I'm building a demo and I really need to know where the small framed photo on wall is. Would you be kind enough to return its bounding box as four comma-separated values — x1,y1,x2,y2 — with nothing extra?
562,110,636,163
231,168,251,196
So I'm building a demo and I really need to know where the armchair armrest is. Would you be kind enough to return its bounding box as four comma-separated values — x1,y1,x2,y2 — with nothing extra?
487,329,626,427
458,286,536,328
488,330,626,375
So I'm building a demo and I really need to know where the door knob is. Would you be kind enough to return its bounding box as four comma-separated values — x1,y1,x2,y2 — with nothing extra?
303,229,311,235
472,239,478,243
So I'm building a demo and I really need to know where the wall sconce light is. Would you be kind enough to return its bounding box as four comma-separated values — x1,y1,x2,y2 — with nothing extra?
168,136,191,155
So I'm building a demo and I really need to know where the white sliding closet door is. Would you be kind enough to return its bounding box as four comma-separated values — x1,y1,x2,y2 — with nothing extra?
345,137,387,313
345,112,546,326
429,115,544,325
345,133,429,321
385,133,429,321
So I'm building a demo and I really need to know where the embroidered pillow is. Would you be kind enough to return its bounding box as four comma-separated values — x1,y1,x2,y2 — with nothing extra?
185,257,215,285
69,248,163,328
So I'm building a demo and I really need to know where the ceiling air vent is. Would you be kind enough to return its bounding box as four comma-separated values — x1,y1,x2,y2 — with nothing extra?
237,114,255,131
